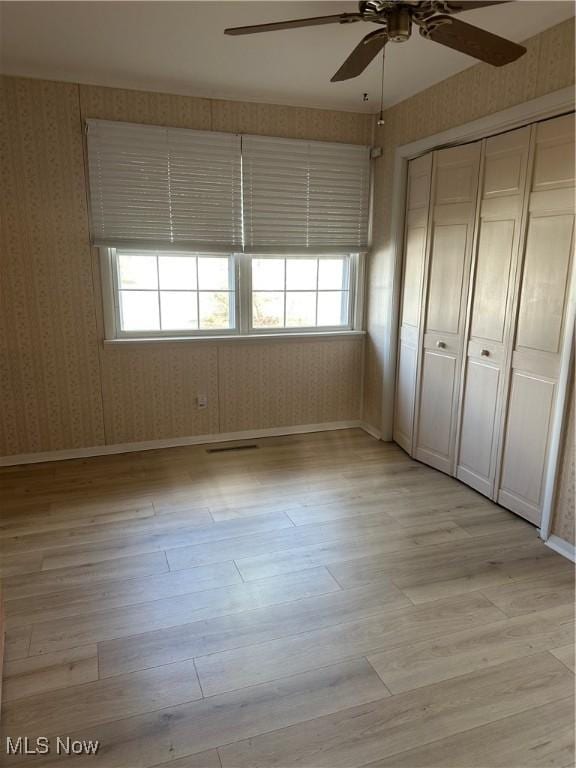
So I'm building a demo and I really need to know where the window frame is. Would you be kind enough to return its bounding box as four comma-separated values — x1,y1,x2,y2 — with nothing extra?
101,248,365,341
238,253,357,335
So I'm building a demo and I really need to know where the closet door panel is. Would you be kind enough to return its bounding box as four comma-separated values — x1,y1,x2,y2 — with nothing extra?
498,373,555,523
516,213,574,352
414,141,481,474
497,113,575,524
483,153,524,196
395,339,418,447
458,361,500,486
435,148,479,204
483,127,528,197
401,224,426,327
456,126,530,497
416,350,456,460
426,224,467,334
394,154,432,453
470,218,515,342
532,117,575,190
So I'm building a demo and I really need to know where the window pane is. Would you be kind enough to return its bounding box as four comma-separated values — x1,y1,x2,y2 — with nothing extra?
318,258,346,290
199,292,231,329
198,257,230,290
286,259,317,290
318,291,347,326
118,254,158,289
252,292,284,328
286,292,316,327
160,291,198,330
119,291,160,331
252,258,284,290
159,256,197,290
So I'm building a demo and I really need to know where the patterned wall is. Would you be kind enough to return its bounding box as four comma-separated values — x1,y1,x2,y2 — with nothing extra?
79,84,374,143
0,77,106,455
0,77,369,457
365,17,575,431
218,339,363,433
100,342,220,444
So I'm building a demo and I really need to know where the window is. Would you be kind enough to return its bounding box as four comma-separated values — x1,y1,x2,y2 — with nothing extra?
112,251,235,336
251,256,351,330
103,249,361,338
89,119,369,340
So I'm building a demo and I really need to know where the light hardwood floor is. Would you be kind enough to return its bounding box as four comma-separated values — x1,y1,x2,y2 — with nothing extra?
0,429,574,767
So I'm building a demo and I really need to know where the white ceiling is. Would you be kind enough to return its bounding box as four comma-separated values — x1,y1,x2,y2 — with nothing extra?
1,1,573,113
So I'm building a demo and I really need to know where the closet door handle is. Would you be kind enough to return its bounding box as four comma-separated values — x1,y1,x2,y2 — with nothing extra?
481,349,490,357
436,341,446,349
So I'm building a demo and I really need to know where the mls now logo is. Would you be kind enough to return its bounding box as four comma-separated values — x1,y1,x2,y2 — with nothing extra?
6,738,50,756
6,736,100,755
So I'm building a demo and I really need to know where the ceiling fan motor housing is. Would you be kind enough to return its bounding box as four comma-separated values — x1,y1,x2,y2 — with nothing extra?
387,7,412,41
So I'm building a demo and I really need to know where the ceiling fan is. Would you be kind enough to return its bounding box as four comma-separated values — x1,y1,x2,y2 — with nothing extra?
224,1,526,82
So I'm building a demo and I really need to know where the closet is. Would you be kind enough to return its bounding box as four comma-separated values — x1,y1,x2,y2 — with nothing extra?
394,112,575,527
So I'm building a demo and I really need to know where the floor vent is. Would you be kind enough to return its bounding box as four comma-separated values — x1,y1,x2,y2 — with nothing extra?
206,444,259,454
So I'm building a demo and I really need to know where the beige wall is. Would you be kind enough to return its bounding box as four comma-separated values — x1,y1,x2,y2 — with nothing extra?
365,17,575,431
1,77,106,455
0,76,371,457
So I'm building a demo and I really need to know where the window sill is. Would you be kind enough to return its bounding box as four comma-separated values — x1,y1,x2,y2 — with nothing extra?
103,330,366,346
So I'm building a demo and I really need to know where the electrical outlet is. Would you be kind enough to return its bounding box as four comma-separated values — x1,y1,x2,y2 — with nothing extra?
197,394,208,410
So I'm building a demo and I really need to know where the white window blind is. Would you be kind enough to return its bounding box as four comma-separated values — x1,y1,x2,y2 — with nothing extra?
87,120,371,254
87,119,242,250
241,135,371,253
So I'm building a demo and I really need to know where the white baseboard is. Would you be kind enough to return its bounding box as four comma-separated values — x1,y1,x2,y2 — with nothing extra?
0,420,378,467
359,421,382,440
545,534,576,563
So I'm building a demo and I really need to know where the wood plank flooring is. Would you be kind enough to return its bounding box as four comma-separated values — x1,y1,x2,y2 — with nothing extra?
0,429,574,767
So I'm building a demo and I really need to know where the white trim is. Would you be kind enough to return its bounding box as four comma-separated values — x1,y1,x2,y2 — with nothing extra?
539,270,576,541
0,421,376,468
381,86,575,441
359,421,381,440
245,253,357,336
545,534,576,563
103,330,366,346
102,248,365,341
99,247,116,341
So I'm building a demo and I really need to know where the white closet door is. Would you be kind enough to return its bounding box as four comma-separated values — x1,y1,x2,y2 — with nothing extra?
498,113,575,525
414,142,481,474
456,126,531,497
394,154,432,453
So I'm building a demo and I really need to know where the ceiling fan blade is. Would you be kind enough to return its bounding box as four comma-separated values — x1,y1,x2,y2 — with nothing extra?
331,29,387,82
225,13,362,36
422,16,526,66
443,1,512,12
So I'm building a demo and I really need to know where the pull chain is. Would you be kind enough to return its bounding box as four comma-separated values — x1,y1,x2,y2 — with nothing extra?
377,48,386,126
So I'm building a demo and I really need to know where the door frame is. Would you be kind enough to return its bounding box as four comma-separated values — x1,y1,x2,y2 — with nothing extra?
381,85,575,542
